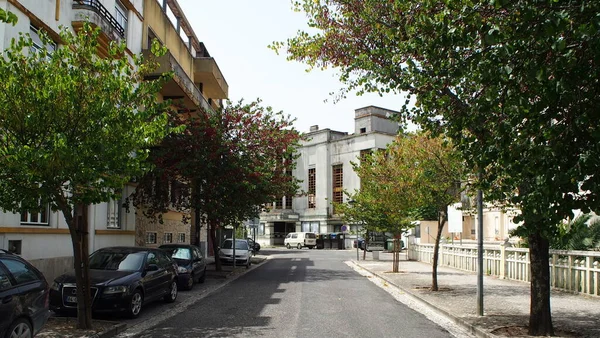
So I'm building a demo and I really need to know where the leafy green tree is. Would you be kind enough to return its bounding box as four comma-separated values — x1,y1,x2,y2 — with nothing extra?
0,24,170,328
133,100,301,271
274,1,600,334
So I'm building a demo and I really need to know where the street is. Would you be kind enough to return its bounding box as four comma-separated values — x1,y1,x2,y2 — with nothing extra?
133,249,455,338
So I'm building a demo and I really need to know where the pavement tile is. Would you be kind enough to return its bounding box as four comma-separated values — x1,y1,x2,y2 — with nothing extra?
355,251,600,338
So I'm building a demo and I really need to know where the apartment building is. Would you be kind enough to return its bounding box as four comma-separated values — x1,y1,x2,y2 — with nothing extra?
257,106,400,247
136,0,228,255
0,0,228,279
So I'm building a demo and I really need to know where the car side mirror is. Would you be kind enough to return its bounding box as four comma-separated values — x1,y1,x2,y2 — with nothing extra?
146,264,159,272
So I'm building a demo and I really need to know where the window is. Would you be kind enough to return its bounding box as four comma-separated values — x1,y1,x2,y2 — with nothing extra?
291,233,298,239
164,232,173,244
332,164,343,206
29,25,56,54
360,127,366,134
258,223,265,236
0,258,39,285
177,233,186,243
275,197,283,209
107,197,122,229
20,204,49,226
115,0,128,36
0,269,12,291
146,252,158,265
7,240,21,255
308,168,316,208
146,232,157,244
170,180,189,206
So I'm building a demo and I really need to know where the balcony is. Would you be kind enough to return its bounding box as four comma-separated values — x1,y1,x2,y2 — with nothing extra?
143,50,211,112
72,0,125,55
193,57,229,100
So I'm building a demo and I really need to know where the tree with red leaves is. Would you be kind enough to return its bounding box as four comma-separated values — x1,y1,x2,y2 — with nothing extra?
134,100,301,271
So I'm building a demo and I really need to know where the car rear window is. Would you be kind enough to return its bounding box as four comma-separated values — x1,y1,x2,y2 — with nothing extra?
305,233,316,239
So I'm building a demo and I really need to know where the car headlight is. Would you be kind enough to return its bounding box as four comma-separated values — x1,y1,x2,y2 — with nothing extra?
50,282,60,291
178,266,190,274
104,286,128,294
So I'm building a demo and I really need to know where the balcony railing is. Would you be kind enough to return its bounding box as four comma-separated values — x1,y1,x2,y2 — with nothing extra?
73,0,125,38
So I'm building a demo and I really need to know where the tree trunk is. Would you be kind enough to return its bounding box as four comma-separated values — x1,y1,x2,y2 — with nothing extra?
60,200,93,329
209,220,222,271
528,232,554,336
392,238,400,273
363,230,368,260
431,213,447,291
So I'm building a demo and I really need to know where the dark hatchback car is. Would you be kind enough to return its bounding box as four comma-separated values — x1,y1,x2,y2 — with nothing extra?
50,247,178,318
0,249,49,338
159,244,206,290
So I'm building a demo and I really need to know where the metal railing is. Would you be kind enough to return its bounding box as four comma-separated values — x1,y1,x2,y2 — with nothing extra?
73,0,126,38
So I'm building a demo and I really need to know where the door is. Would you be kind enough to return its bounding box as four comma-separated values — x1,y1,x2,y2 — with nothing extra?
192,247,205,277
142,252,165,301
156,251,174,295
0,264,17,334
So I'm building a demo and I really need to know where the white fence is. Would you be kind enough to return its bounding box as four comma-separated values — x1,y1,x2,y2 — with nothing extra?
408,243,600,297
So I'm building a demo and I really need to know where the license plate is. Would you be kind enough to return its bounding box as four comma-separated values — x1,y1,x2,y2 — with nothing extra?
66,296,77,303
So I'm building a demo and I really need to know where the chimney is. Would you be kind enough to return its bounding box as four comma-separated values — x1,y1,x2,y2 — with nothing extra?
309,125,319,132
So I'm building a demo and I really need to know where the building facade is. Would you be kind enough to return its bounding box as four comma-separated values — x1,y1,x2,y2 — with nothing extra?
257,106,400,247
0,0,228,279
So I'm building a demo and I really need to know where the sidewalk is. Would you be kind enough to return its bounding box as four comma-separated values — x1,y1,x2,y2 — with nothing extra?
354,251,600,338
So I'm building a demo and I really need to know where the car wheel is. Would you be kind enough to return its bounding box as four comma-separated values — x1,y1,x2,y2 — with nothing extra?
199,267,206,284
127,289,143,319
185,274,194,291
6,318,32,338
286,243,291,249
164,280,178,303
297,243,302,249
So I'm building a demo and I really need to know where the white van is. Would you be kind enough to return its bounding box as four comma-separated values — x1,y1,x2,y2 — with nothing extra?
284,232,317,249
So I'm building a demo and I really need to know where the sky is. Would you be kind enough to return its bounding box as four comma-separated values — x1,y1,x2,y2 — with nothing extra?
177,0,406,134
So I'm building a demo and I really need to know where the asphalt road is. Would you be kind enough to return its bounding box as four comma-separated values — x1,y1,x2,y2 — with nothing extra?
135,248,454,338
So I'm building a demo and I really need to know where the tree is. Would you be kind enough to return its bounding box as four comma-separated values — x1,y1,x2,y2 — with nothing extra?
387,133,464,290
0,24,170,328
273,1,600,334
133,100,302,271
0,8,17,25
550,214,600,251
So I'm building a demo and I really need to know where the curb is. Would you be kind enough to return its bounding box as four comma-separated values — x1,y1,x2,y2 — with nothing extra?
352,261,498,338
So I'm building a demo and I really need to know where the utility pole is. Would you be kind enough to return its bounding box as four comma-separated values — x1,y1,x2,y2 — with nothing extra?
477,185,484,316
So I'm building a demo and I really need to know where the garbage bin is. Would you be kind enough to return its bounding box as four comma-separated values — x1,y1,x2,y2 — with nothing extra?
386,238,395,252
316,234,324,249
337,233,345,250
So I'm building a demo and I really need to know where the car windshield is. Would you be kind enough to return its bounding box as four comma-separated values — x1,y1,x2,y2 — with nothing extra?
162,247,191,260
89,251,145,271
222,240,248,250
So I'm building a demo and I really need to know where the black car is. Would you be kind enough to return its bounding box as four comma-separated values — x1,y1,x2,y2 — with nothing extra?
0,249,49,338
159,244,206,290
50,247,178,318
246,238,260,253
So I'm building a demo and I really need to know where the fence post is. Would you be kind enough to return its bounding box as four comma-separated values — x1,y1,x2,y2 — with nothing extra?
500,246,506,279
567,255,574,292
586,256,592,295
551,253,557,288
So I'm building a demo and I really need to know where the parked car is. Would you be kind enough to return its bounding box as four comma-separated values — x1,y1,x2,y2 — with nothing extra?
50,247,178,319
159,244,206,290
218,239,252,268
246,238,260,253
353,238,366,250
284,232,317,249
0,249,49,338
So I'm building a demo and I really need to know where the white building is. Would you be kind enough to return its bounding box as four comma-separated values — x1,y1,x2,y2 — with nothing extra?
0,0,145,282
257,106,400,247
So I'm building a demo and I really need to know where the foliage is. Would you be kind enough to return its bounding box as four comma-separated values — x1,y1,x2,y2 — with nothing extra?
0,8,17,25
550,214,600,251
0,23,170,328
275,1,600,334
133,99,302,256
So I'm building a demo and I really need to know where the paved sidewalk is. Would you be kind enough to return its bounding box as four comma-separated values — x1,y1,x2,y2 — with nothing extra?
354,251,600,338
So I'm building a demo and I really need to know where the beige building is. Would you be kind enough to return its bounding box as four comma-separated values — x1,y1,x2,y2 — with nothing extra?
136,0,229,256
